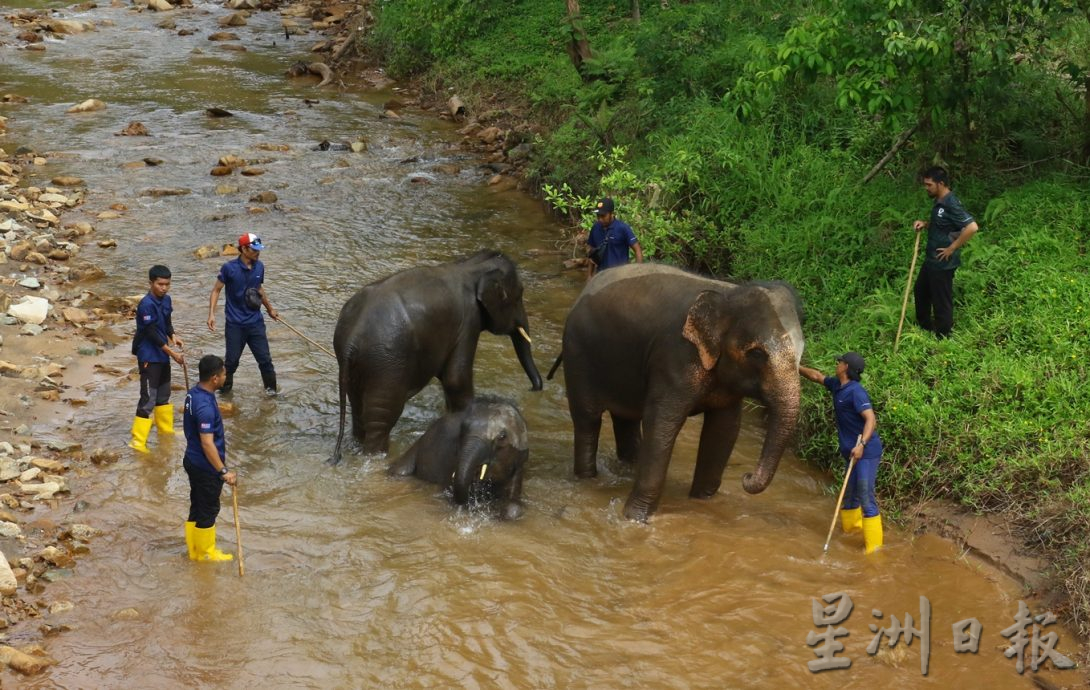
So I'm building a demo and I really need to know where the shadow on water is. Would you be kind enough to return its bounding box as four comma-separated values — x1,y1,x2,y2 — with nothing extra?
2,1,1079,688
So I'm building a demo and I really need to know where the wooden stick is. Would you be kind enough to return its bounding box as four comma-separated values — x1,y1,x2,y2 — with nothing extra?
232,487,244,577
181,360,190,392
275,317,336,359
823,454,858,553
894,230,922,352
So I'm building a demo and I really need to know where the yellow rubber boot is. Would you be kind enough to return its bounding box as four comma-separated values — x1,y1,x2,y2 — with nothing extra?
192,525,233,562
128,416,153,453
840,507,863,534
185,522,197,560
863,515,884,554
153,404,176,436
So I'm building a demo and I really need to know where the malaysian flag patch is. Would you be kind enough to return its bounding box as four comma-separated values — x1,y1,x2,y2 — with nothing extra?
143,314,153,322
200,422,212,431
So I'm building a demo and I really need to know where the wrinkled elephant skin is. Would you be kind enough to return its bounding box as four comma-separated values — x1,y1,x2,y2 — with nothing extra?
331,251,543,463
558,264,804,522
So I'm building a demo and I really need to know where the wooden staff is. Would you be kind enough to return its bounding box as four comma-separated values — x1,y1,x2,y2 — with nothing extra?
823,452,858,553
181,359,190,391
232,486,244,577
894,229,923,352
275,317,336,359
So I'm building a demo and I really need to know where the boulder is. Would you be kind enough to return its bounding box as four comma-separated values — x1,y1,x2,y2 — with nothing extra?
0,645,54,675
66,100,106,114
0,553,15,596
51,176,84,187
8,297,50,325
148,0,174,10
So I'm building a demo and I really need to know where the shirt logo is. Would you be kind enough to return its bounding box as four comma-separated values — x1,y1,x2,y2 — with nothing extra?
937,208,945,217
143,314,153,322
200,422,211,430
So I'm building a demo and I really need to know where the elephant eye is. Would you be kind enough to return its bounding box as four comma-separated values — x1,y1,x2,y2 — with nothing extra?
497,430,507,441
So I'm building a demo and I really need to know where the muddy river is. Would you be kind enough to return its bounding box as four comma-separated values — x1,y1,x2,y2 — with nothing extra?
0,1,1077,687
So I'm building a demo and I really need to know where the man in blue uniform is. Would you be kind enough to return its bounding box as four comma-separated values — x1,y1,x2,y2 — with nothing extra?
129,265,186,453
183,354,238,562
207,233,280,395
799,352,884,554
912,166,979,338
586,197,642,278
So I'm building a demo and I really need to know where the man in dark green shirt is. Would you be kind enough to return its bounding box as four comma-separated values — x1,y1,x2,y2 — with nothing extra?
912,166,979,338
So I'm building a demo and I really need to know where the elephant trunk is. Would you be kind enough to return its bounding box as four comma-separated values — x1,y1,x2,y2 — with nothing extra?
452,437,492,505
511,332,544,391
742,365,801,494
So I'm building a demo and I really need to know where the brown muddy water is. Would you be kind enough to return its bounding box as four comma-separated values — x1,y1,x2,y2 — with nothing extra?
0,2,1078,688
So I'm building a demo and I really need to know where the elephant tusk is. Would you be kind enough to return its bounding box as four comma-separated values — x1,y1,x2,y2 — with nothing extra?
479,464,488,481
517,327,532,344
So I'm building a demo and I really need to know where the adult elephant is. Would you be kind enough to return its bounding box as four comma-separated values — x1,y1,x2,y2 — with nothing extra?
331,250,543,462
388,396,530,520
554,263,804,522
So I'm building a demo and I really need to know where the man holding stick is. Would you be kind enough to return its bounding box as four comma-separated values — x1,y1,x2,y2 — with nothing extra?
207,232,280,395
800,352,884,554
183,354,238,562
912,166,979,338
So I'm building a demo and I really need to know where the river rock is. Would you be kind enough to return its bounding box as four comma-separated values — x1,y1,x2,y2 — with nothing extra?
117,121,149,136
0,460,19,481
210,166,233,176
221,245,239,256
51,176,84,187
0,522,21,539
207,32,240,41
0,553,15,596
48,601,74,615
249,191,277,203
9,241,32,261
219,12,248,26
21,482,62,500
8,297,50,325
478,127,503,144
19,468,40,483
97,239,117,248
148,0,174,10
140,188,190,197
20,324,44,337
67,524,97,540
66,99,106,114
17,31,42,44
0,443,13,457
31,458,64,473
0,645,55,675
17,277,40,289
240,167,265,176
37,193,68,204
64,221,94,236
193,245,220,259
47,249,70,261
42,19,95,35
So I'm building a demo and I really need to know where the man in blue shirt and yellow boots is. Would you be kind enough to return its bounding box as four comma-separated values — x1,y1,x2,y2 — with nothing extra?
207,232,280,395
799,352,884,554
586,197,642,278
183,354,238,562
129,265,186,453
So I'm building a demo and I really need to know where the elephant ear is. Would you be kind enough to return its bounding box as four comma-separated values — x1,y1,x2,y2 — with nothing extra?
682,290,727,370
476,268,510,328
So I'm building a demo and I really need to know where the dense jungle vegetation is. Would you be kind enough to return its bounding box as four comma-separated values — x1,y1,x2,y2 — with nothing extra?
364,0,1090,636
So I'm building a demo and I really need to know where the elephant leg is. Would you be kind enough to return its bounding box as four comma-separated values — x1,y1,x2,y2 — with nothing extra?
624,405,687,522
358,390,408,455
440,337,477,412
499,465,525,520
612,415,641,464
572,411,603,479
690,403,742,499
329,364,351,465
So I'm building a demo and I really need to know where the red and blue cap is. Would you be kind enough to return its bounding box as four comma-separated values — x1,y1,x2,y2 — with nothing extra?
238,232,264,251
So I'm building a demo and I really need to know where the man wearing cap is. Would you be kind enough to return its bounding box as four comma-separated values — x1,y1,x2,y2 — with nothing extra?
207,233,279,395
911,166,979,338
799,352,884,554
586,197,642,278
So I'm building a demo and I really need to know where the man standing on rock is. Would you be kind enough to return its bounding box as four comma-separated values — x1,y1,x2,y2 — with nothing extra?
129,264,185,453
586,197,642,278
207,233,279,395
183,354,237,562
912,166,979,338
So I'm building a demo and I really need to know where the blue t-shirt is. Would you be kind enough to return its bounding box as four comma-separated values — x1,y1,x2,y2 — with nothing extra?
217,257,265,326
823,377,883,457
924,191,975,271
588,219,638,271
183,385,225,475
133,293,172,363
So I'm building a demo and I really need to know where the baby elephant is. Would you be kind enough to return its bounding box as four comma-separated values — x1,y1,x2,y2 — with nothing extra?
388,397,529,520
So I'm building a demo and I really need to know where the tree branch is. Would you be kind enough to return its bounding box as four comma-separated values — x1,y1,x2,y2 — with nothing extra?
861,122,921,185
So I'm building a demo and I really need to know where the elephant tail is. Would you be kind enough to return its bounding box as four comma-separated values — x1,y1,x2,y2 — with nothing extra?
546,353,563,381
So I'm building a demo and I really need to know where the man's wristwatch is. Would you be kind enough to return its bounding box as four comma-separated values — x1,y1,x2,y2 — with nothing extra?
219,467,229,476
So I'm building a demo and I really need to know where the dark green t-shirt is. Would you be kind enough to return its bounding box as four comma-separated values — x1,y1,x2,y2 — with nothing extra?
924,191,975,271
